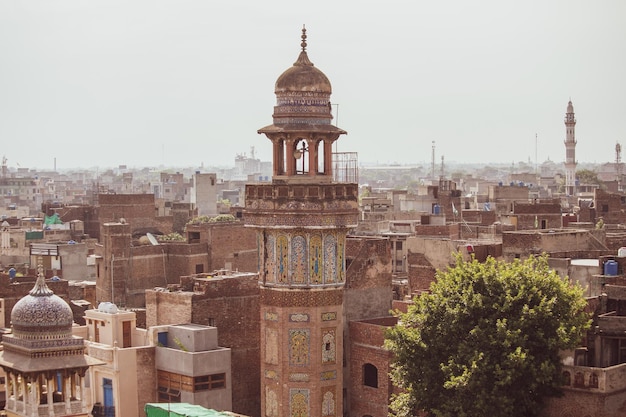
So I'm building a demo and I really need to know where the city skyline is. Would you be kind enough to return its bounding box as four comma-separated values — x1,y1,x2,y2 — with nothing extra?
1,1,625,170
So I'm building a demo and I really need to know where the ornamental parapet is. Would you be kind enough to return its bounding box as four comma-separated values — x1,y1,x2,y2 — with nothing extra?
245,183,359,228
260,286,343,307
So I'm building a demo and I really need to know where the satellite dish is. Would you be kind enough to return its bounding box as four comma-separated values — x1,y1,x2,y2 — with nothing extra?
146,232,159,246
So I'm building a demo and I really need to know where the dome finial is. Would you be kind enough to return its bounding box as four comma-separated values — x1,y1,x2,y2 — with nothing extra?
301,24,307,52
30,257,54,297
293,25,313,67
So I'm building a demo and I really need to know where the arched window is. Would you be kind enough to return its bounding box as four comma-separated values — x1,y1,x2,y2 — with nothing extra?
317,139,325,174
294,139,309,174
363,363,378,388
278,139,286,175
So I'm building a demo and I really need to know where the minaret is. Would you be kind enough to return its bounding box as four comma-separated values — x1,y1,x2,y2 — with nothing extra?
564,100,577,195
245,27,359,417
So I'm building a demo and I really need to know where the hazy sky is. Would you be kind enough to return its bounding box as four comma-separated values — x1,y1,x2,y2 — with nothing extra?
1,1,625,170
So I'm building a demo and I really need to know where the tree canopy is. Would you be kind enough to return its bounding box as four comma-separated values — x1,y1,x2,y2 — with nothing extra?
576,168,603,187
385,254,591,417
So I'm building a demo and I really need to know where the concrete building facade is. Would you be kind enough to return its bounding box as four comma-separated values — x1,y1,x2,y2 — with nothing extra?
191,173,218,217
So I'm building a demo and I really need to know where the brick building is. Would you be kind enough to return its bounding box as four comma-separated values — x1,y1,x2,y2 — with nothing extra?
502,199,562,230
185,221,257,273
541,272,626,416
94,217,258,309
502,228,607,261
348,317,397,417
488,183,530,215
591,188,626,225
97,193,172,238
145,271,260,417
95,222,208,308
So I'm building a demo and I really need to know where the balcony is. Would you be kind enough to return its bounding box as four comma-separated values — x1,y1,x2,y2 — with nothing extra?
561,362,626,393
597,311,626,335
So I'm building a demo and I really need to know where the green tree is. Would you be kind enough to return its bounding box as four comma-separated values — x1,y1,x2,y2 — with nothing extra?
385,254,590,417
576,169,602,186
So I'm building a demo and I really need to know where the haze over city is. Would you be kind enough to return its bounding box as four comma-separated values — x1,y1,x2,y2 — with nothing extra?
1,1,625,170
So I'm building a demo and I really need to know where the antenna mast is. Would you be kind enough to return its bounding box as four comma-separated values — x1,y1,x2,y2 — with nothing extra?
431,141,435,180
616,142,622,190
440,155,444,179
535,133,538,174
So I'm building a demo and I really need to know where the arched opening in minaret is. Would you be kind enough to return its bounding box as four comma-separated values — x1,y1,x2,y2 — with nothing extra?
294,139,309,174
317,139,326,174
277,139,286,176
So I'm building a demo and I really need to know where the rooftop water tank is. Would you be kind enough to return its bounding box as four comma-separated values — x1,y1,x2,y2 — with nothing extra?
604,260,618,276
97,302,119,314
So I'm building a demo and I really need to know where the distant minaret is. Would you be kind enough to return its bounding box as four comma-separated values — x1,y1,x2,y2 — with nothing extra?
564,100,577,195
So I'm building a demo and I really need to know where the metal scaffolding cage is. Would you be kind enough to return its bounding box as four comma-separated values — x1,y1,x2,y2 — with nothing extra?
332,152,358,184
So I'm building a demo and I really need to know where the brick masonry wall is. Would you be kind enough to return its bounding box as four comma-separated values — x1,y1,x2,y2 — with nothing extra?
349,320,396,417
153,215,174,235
165,242,209,279
192,277,260,417
207,222,258,272
513,201,561,214
515,214,562,230
594,189,626,225
345,237,391,291
407,252,437,293
146,274,261,417
503,230,605,260
98,194,158,237
415,223,460,239
461,209,496,225
540,388,626,417
68,283,96,323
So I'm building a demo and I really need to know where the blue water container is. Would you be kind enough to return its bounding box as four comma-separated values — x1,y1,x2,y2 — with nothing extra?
604,260,618,276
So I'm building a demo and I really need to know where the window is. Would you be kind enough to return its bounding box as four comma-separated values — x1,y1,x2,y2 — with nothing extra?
158,386,181,403
395,241,403,250
194,373,225,391
189,232,201,243
363,363,378,388
158,371,225,395
157,332,168,347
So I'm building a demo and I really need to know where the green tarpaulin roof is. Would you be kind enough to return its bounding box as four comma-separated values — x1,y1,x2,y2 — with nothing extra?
144,403,241,417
